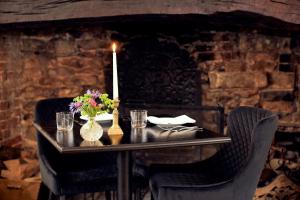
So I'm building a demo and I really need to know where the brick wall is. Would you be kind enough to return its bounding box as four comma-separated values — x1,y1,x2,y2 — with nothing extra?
195,32,299,132
174,31,299,132
0,27,114,144
0,24,299,145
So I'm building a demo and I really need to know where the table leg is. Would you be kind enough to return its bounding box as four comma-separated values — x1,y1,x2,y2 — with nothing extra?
117,151,132,200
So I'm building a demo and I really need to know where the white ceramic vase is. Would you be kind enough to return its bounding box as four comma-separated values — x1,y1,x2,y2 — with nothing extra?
80,118,103,141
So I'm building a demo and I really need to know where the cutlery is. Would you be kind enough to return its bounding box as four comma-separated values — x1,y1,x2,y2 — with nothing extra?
159,126,203,135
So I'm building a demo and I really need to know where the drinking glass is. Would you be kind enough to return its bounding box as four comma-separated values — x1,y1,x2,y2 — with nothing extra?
56,129,74,146
130,110,147,128
131,128,147,143
56,112,74,131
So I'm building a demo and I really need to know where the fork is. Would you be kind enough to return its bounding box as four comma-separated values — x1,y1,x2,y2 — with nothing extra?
160,126,203,134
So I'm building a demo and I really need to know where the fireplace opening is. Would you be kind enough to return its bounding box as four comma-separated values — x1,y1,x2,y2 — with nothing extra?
0,12,299,140
117,35,200,105
0,9,300,199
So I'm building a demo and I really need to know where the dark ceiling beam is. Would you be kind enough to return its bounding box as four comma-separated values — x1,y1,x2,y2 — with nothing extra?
0,0,300,25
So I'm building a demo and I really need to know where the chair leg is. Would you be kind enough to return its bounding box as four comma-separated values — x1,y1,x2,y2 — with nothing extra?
113,191,117,200
133,188,143,200
105,191,111,200
37,182,50,200
151,193,155,200
59,195,66,200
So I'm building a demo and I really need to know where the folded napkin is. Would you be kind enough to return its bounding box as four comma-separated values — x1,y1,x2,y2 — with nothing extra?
146,126,200,141
80,113,113,121
147,115,196,125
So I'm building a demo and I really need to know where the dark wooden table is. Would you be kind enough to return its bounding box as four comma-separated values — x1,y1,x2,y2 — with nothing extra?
34,117,231,200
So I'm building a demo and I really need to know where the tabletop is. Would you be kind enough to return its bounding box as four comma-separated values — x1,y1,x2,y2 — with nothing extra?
34,105,232,200
34,117,231,154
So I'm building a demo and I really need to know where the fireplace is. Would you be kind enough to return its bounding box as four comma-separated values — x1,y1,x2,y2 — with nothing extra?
117,34,200,105
0,1,300,199
0,12,300,144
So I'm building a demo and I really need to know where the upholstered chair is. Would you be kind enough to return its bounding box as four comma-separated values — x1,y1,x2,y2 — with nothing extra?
149,106,278,200
35,98,118,200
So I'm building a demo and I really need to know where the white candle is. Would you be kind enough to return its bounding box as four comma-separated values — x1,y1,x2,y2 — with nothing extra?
112,43,119,99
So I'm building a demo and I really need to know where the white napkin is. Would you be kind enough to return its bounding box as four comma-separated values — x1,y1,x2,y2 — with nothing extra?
147,115,196,125
80,113,113,121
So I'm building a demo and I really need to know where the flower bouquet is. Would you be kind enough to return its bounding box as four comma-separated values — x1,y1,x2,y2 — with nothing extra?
70,90,113,141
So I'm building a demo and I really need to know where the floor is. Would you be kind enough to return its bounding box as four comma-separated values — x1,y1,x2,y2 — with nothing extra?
1,174,299,200
1,142,300,200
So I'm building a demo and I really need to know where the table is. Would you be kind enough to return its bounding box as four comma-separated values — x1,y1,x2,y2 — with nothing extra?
34,118,231,200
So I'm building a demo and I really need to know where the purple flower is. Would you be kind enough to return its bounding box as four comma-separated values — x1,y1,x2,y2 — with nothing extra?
87,89,101,99
69,102,82,114
86,89,92,95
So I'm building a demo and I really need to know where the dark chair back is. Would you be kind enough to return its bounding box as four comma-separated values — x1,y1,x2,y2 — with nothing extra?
149,106,278,200
211,106,274,179
35,97,73,123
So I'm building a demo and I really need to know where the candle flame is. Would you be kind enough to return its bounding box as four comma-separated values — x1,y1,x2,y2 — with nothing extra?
112,43,116,52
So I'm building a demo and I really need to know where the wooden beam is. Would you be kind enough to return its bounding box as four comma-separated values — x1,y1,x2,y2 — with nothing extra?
0,0,300,25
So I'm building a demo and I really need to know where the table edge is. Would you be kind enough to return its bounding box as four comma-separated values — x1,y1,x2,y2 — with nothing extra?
33,122,231,154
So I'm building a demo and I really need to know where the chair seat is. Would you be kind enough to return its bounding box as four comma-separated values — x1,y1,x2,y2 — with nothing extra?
147,160,232,198
151,171,230,188
57,153,117,182
39,152,118,195
150,171,234,200
150,169,231,198
59,164,117,183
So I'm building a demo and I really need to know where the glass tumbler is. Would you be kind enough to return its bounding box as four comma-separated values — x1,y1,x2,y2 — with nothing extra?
130,110,148,128
56,112,74,131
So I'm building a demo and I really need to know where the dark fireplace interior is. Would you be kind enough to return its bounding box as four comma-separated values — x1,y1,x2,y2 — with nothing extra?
0,1,300,198
117,34,200,105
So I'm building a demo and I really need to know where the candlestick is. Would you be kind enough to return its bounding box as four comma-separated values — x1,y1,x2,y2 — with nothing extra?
108,98,123,145
112,43,119,99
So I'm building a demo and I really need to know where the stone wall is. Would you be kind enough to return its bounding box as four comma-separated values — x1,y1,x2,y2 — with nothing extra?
189,32,300,132
0,23,299,144
148,30,298,132
0,27,114,143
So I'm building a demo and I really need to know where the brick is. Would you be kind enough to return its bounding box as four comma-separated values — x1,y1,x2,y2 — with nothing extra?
221,51,233,60
0,51,8,59
0,101,9,109
55,39,76,56
56,56,81,68
279,112,300,126
224,60,245,72
208,72,267,89
76,74,98,85
0,134,22,147
221,42,234,51
261,101,295,113
1,129,10,140
240,95,260,106
0,71,5,82
246,53,277,72
0,111,8,120
21,38,48,52
6,71,15,80
0,62,7,70
78,49,98,57
260,90,294,101
0,121,8,129
77,38,106,50
268,72,294,90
